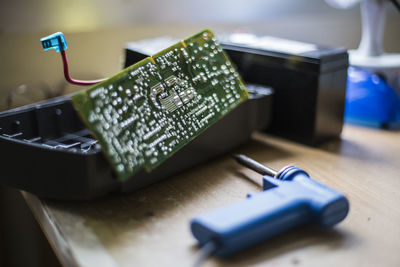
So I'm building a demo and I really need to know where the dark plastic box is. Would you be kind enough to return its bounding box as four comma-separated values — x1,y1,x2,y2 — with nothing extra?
0,85,272,200
219,33,348,145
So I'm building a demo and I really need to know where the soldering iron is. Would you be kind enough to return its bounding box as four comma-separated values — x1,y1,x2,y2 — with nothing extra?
191,154,349,259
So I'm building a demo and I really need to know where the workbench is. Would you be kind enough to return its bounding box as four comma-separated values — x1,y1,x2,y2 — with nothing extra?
22,124,400,267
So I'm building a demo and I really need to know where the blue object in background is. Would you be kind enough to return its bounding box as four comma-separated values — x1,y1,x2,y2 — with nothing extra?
191,156,349,257
345,67,400,128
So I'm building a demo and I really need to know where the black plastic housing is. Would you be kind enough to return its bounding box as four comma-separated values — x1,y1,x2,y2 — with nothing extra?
220,34,348,145
0,85,272,200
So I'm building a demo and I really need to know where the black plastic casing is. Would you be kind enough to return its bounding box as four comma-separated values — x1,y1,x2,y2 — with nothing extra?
0,85,272,200
0,36,277,200
220,35,348,145
0,98,119,199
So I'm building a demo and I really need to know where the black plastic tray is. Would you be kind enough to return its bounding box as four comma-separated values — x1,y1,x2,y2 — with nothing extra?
0,84,272,200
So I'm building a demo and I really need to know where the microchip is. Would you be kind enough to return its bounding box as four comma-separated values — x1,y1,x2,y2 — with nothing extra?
71,29,248,181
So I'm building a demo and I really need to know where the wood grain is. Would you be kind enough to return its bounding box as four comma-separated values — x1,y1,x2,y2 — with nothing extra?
23,125,400,267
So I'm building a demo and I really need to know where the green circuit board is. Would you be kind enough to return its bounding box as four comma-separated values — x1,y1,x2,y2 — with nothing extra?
71,29,248,181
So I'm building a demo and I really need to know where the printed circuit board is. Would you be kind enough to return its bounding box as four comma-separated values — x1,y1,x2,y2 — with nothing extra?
71,29,248,181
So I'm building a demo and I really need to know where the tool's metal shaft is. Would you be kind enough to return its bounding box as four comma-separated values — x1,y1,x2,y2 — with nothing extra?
233,154,278,177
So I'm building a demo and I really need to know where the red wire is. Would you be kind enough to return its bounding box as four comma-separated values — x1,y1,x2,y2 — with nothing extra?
60,50,106,86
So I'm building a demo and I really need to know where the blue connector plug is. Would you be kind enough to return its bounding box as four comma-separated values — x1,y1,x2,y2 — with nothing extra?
40,32,68,52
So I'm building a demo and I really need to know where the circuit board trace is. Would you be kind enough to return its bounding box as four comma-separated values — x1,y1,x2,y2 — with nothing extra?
72,29,248,181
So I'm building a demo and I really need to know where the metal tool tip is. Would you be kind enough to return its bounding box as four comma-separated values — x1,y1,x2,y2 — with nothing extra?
233,153,245,161
232,154,278,177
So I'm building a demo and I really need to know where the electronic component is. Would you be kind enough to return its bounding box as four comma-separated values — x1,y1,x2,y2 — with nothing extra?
0,30,272,200
0,85,271,199
41,32,106,86
124,33,349,146
191,154,349,257
41,32,68,52
71,29,248,181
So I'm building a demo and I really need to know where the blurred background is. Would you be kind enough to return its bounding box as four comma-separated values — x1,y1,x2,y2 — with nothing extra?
0,0,398,266
0,0,399,111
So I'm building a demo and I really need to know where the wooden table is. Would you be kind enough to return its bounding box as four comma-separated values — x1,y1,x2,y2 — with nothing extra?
23,125,400,267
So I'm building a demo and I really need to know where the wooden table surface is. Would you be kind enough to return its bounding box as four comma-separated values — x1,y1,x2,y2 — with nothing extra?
23,125,400,267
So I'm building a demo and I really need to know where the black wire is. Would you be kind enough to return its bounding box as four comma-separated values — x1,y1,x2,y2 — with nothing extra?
390,0,400,12
193,241,217,267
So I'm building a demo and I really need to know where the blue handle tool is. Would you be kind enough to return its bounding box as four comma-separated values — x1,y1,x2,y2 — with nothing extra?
190,154,349,257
